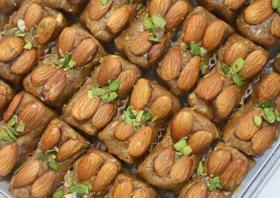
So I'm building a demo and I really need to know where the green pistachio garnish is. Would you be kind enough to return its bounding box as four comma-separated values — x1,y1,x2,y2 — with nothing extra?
88,80,119,102
181,42,187,52
13,163,24,175
36,152,46,160
190,41,201,56
257,101,273,109
40,22,46,29
8,116,16,127
200,59,207,75
0,131,11,141
101,0,109,5
197,161,207,177
16,123,25,132
221,63,230,74
48,161,59,171
24,43,32,50
4,127,17,141
15,33,25,37
121,106,151,130
253,115,262,126
53,190,63,198
232,73,243,87
231,58,245,73
206,177,223,191
143,13,166,41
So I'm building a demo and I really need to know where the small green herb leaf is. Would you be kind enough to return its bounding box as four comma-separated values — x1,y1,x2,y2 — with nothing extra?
142,110,151,121
221,63,230,73
40,22,46,29
257,101,272,109
36,152,46,160
190,41,201,56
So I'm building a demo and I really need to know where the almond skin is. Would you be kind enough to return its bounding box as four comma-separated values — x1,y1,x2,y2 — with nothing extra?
220,159,248,190
148,36,168,64
244,0,274,25
31,66,57,87
271,14,280,37
58,27,76,57
177,56,201,92
98,57,122,87
4,91,24,122
40,125,61,152
184,14,208,44
24,3,43,31
90,0,113,20
71,39,98,67
116,70,137,97
71,92,100,121
239,50,268,80
128,127,152,158
13,160,40,188
149,0,171,17
112,179,133,198
132,189,150,198
17,102,45,136
37,17,57,44
0,145,17,176
11,48,37,75
91,103,115,130
153,146,175,177
107,5,132,34
150,96,173,120
203,20,225,51
208,189,221,198
184,182,207,198
93,162,119,192
196,73,224,101
114,121,134,141
0,37,24,62
43,69,67,102
207,149,231,177
258,73,280,102
252,126,276,154
0,0,8,9
224,0,245,10
223,41,249,66
215,85,238,119
56,139,83,162
165,1,190,32
277,98,280,112
0,85,7,109
235,109,262,141
188,131,213,154
78,153,103,181
130,79,152,111
131,32,152,56
31,172,56,198
170,155,192,183
161,47,182,81
171,111,194,143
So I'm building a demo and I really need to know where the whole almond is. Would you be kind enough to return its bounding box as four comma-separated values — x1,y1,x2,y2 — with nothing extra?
188,131,213,154
171,110,194,143
133,189,150,198
165,1,190,32
252,126,276,154
13,160,40,188
208,189,221,198
184,182,207,198
130,79,152,111
150,96,173,120
0,85,7,109
161,47,182,81
11,48,37,75
98,57,122,87
223,41,249,66
58,27,76,57
115,121,134,141
220,159,248,190
90,0,113,20
215,85,238,119
4,91,24,122
177,56,201,92
112,179,133,198
71,92,100,121
43,69,66,102
31,66,57,87
153,146,175,177
203,20,225,51
131,32,152,56
56,139,84,162
224,0,245,10
0,37,24,62
78,153,103,181
207,149,231,177
40,125,61,152
0,145,17,176
93,162,118,192
235,109,262,141
17,102,45,136
258,73,280,102
91,103,115,130
107,5,132,34
149,0,171,17
116,70,137,96
31,172,56,198
148,36,168,64
128,127,152,158
196,73,224,101
37,17,57,44
71,39,98,67
184,14,208,44
170,155,192,183
271,14,280,37
244,0,274,25
239,50,268,80
24,3,43,31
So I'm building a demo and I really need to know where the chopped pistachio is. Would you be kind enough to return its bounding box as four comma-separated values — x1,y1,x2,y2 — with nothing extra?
40,22,46,29
67,187,84,194
4,127,17,141
257,101,272,109
263,108,276,123
149,37,160,42
125,111,132,125
24,43,32,49
232,73,243,87
8,116,16,127
101,0,109,5
218,71,225,76
16,123,25,132
36,152,46,160
272,0,280,9
15,33,25,37
0,131,11,141
231,58,245,73
13,163,24,175
206,177,223,191
182,145,192,156
174,140,187,151
190,41,201,56
48,161,59,171
45,149,56,154
221,63,230,73
66,170,72,186
53,190,63,198
197,161,204,177
151,14,166,30
142,110,151,121
181,43,187,52
108,80,120,92
253,115,262,126
200,59,207,75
